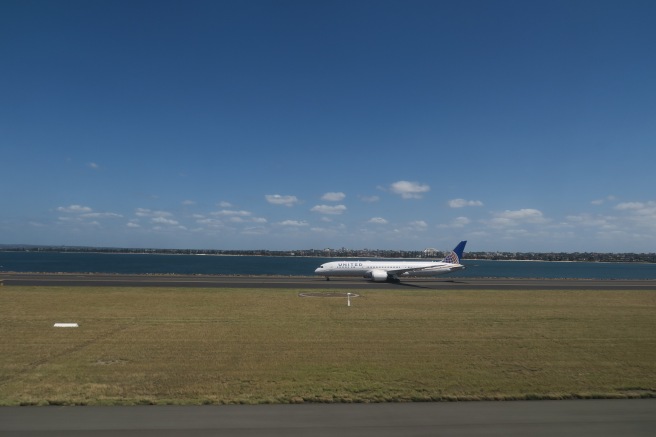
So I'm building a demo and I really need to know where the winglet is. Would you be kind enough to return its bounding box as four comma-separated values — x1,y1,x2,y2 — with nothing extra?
442,240,467,264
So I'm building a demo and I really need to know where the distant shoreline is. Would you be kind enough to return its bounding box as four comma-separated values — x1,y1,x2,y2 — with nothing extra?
1,247,655,263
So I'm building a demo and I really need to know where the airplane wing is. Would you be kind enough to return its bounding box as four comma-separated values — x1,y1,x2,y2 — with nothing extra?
386,265,442,276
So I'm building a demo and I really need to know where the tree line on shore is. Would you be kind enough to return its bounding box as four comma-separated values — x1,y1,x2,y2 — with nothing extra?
1,245,655,263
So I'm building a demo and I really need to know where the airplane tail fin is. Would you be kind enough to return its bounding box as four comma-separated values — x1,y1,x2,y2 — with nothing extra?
442,240,467,264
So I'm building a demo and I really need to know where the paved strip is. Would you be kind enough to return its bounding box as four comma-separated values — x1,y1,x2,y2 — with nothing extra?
1,399,654,437
1,273,655,290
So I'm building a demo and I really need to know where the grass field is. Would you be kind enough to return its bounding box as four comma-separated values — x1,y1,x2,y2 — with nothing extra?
1,285,655,405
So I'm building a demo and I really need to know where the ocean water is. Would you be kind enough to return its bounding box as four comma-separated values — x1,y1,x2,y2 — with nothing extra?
1,252,656,280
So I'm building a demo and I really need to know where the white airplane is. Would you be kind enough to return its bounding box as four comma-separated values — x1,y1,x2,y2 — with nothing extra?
314,241,467,282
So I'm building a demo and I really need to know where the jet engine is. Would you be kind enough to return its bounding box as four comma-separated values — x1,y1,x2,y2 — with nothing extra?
364,269,389,282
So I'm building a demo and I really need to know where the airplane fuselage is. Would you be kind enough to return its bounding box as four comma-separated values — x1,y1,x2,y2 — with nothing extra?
314,241,467,282
314,260,464,281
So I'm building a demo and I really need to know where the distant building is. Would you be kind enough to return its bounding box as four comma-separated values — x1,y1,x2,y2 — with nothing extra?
423,248,439,257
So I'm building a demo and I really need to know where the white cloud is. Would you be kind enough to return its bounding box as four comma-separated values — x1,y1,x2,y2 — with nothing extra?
182,200,196,206
152,223,187,232
204,210,267,226
231,216,265,224
310,223,347,236
132,208,182,228
448,199,483,208
359,195,380,203
368,217,388,224
439,216,471,228
56,205,122,222
196,217,220,224
265,194,299,207
127,222,141,228
218,201,233,208
195,218,227,231
81,212,122,219
88,162,99,169
614,201,656,230
488,209,548,227
57,205,93,213
135,208,173,218
385,220,430,237
310,226,333,234
321,192,346,202
279,220,309,227
213,209,252,217
311,204,347,215
591,195,617,205
241,226,268,235
498,209,545,220
566,214,616,230
390,181,430,199
409,220,428,230
152,216,179,226
615,202,646,211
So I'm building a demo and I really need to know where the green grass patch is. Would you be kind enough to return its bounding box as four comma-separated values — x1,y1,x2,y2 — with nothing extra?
1,286,655,405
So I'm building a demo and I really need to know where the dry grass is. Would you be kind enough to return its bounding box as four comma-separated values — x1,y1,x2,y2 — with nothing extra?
0,286,654,405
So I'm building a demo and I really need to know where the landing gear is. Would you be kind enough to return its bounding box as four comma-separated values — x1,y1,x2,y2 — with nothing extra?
325,277,330,281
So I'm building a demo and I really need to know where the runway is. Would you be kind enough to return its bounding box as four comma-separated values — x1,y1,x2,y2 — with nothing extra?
1,272,655,289
1,399,654,436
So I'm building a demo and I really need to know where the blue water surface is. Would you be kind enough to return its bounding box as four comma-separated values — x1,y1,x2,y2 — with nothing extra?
1,252,656,280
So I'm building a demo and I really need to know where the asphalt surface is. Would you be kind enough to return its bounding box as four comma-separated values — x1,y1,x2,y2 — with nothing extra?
1,273,655,290
1,399,655,436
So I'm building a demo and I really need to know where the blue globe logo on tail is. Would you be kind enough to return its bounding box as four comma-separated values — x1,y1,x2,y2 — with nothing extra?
442,240,467,264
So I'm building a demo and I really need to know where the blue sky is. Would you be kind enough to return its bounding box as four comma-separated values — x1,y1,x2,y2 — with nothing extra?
1,0,655,252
